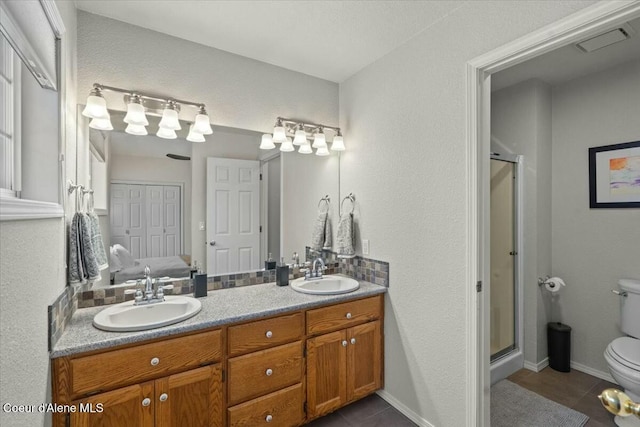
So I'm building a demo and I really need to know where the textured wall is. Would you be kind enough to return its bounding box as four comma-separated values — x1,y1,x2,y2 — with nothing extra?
551,59,640,374
0,1,77,426
491,79,553,366
77,11,338,134
339,1,594,425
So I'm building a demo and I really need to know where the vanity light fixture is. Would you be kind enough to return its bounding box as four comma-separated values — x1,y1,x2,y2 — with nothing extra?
82,83,213,143
262,117,345,155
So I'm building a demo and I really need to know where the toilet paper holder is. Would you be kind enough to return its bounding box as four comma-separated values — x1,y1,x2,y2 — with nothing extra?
538,276,551,286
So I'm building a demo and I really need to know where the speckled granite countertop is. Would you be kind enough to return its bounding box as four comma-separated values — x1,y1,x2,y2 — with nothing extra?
51,279,386,358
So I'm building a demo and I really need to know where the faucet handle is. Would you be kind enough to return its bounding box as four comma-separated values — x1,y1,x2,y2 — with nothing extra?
144,265,151,277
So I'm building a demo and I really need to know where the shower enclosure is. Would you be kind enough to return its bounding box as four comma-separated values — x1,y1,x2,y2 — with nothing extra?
489,153,523,384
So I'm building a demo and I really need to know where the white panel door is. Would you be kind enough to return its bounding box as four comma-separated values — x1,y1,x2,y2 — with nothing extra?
206,158,260,275
163,185,181,257
110,184,128,249
127,185,146,259
146,185,164,258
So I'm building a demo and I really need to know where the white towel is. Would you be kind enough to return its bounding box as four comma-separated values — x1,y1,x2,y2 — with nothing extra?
88,212,108,270
323,213,332,250
336,212,356,258
311,211,327,252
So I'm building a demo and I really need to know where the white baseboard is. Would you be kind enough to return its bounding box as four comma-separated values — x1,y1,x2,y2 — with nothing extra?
376,389,435,427
524,357,549,372
570,361,616,384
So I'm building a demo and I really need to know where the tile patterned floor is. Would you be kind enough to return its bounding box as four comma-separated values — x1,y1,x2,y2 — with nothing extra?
308,367,619,426
306,394,417,427
507,367,618,427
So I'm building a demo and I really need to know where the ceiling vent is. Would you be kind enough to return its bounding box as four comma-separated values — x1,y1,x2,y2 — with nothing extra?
576,23,635,53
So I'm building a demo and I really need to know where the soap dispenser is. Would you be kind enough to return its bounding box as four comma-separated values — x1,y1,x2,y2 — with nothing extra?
276,257,289,286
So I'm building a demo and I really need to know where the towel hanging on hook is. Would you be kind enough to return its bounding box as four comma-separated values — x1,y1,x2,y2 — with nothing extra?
340,193,355,215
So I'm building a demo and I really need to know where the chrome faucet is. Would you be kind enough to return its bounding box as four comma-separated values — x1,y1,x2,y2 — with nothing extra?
144,265,154,301
123,265,172,305
306,257,326,280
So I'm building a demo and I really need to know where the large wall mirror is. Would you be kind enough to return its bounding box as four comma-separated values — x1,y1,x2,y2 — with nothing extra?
77,107,340,288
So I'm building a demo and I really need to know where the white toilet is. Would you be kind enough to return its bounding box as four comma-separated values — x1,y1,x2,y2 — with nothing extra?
604,279,640,427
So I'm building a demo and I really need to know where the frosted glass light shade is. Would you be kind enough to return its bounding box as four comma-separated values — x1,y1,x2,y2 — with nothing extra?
298,142,312,154
259,134,276,150
293,129,307,145
124,102,149,126
82,95,109,119
158,108,181,130
273,125,287,143
312,131,326,148
331,135,345,151
280,137,295,152
316,145,330,156
125,123,148,136
89,117,113,131
187,125,205,142
157,127,177,139
193,113,213,135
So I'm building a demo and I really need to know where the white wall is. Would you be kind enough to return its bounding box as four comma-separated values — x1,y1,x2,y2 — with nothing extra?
551,59,640,374
339,1,594,425
491,79,553,365
281,152,340,260
77,11,338,135
0,2,77,425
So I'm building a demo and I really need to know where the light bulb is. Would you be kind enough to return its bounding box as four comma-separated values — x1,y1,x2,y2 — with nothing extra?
193,108,213,135
187,124,205,142
125,123,147,136
316,145,330,156
331,135,345,151
89,117,113,131
293,125,307,145
298,142,312,154
157,127,177,139
280,137,294,152
158,104,181,130
124,97,148,126
82,89,109,119
273,119,287,143
260,134,276,150
312,129,327,148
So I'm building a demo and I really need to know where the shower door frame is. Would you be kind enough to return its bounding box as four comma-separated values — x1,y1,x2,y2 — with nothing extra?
489,153,523,385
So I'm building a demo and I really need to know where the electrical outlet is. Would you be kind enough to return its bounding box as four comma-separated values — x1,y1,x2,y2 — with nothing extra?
362,239,370,255
199,221,205,231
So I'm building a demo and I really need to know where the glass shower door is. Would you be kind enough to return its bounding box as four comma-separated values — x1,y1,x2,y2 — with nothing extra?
490,159,516,361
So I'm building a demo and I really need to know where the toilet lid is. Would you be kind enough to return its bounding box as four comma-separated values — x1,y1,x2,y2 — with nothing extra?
609,337,640,370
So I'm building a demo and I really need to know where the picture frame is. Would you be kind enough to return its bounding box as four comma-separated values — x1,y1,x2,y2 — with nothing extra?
589,141,640,209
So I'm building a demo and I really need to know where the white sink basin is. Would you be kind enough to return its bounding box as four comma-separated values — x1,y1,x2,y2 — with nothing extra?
93,296,202,332
290,275,359,295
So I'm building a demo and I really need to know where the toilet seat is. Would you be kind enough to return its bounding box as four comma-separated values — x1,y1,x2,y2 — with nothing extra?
606,337,640,371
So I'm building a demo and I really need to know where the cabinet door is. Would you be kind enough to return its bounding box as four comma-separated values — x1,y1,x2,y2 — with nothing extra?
306,330,347,418
347,321,382,402
155,364,223,427
70,381,154,427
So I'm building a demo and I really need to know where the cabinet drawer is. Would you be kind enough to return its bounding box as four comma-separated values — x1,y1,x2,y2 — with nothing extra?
228,383,304,427
70,329,221,397
307,296,382,335
228,341,303,406
228,312,303,357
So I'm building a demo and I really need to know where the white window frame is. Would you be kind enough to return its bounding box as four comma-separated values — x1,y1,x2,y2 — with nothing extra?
1,36,21,199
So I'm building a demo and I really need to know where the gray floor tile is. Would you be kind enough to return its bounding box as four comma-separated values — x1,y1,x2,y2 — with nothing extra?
353,407,417,427
307,411,354,427
338,394,391,424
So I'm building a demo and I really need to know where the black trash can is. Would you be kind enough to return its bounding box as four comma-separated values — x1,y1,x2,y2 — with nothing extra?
547,322,571,372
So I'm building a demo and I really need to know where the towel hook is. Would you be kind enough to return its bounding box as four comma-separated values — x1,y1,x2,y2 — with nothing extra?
67,180,83,195
341,193,355,215
318,195,330,213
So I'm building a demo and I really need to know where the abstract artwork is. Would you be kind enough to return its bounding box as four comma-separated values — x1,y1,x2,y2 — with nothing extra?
589,141,640,208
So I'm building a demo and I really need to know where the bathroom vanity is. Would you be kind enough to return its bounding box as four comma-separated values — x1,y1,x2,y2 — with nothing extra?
51,283,385,426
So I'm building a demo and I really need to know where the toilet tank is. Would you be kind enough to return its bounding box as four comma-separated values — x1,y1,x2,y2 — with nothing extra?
619,279,640,338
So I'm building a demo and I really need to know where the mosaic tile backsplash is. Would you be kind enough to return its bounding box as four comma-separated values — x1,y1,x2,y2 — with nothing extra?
48,249,389,348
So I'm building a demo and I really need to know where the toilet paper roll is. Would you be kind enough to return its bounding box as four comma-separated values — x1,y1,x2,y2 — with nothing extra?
545,277,566,293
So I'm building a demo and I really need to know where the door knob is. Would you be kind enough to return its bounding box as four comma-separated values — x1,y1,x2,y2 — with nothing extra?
209,240,216,246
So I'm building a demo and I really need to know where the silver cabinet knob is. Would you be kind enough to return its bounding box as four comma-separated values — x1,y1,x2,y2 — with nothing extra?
159,393,168,402
266,415,273,423
346,312,352,319
351,338,356,345
150,357,160,366
209,240,216,246
142,398,151,407
342,340,348,347
265,330,273,338
265,368,273,376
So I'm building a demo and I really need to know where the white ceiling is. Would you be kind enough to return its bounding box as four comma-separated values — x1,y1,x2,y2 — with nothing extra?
492,17,640,91
74,0,463,83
